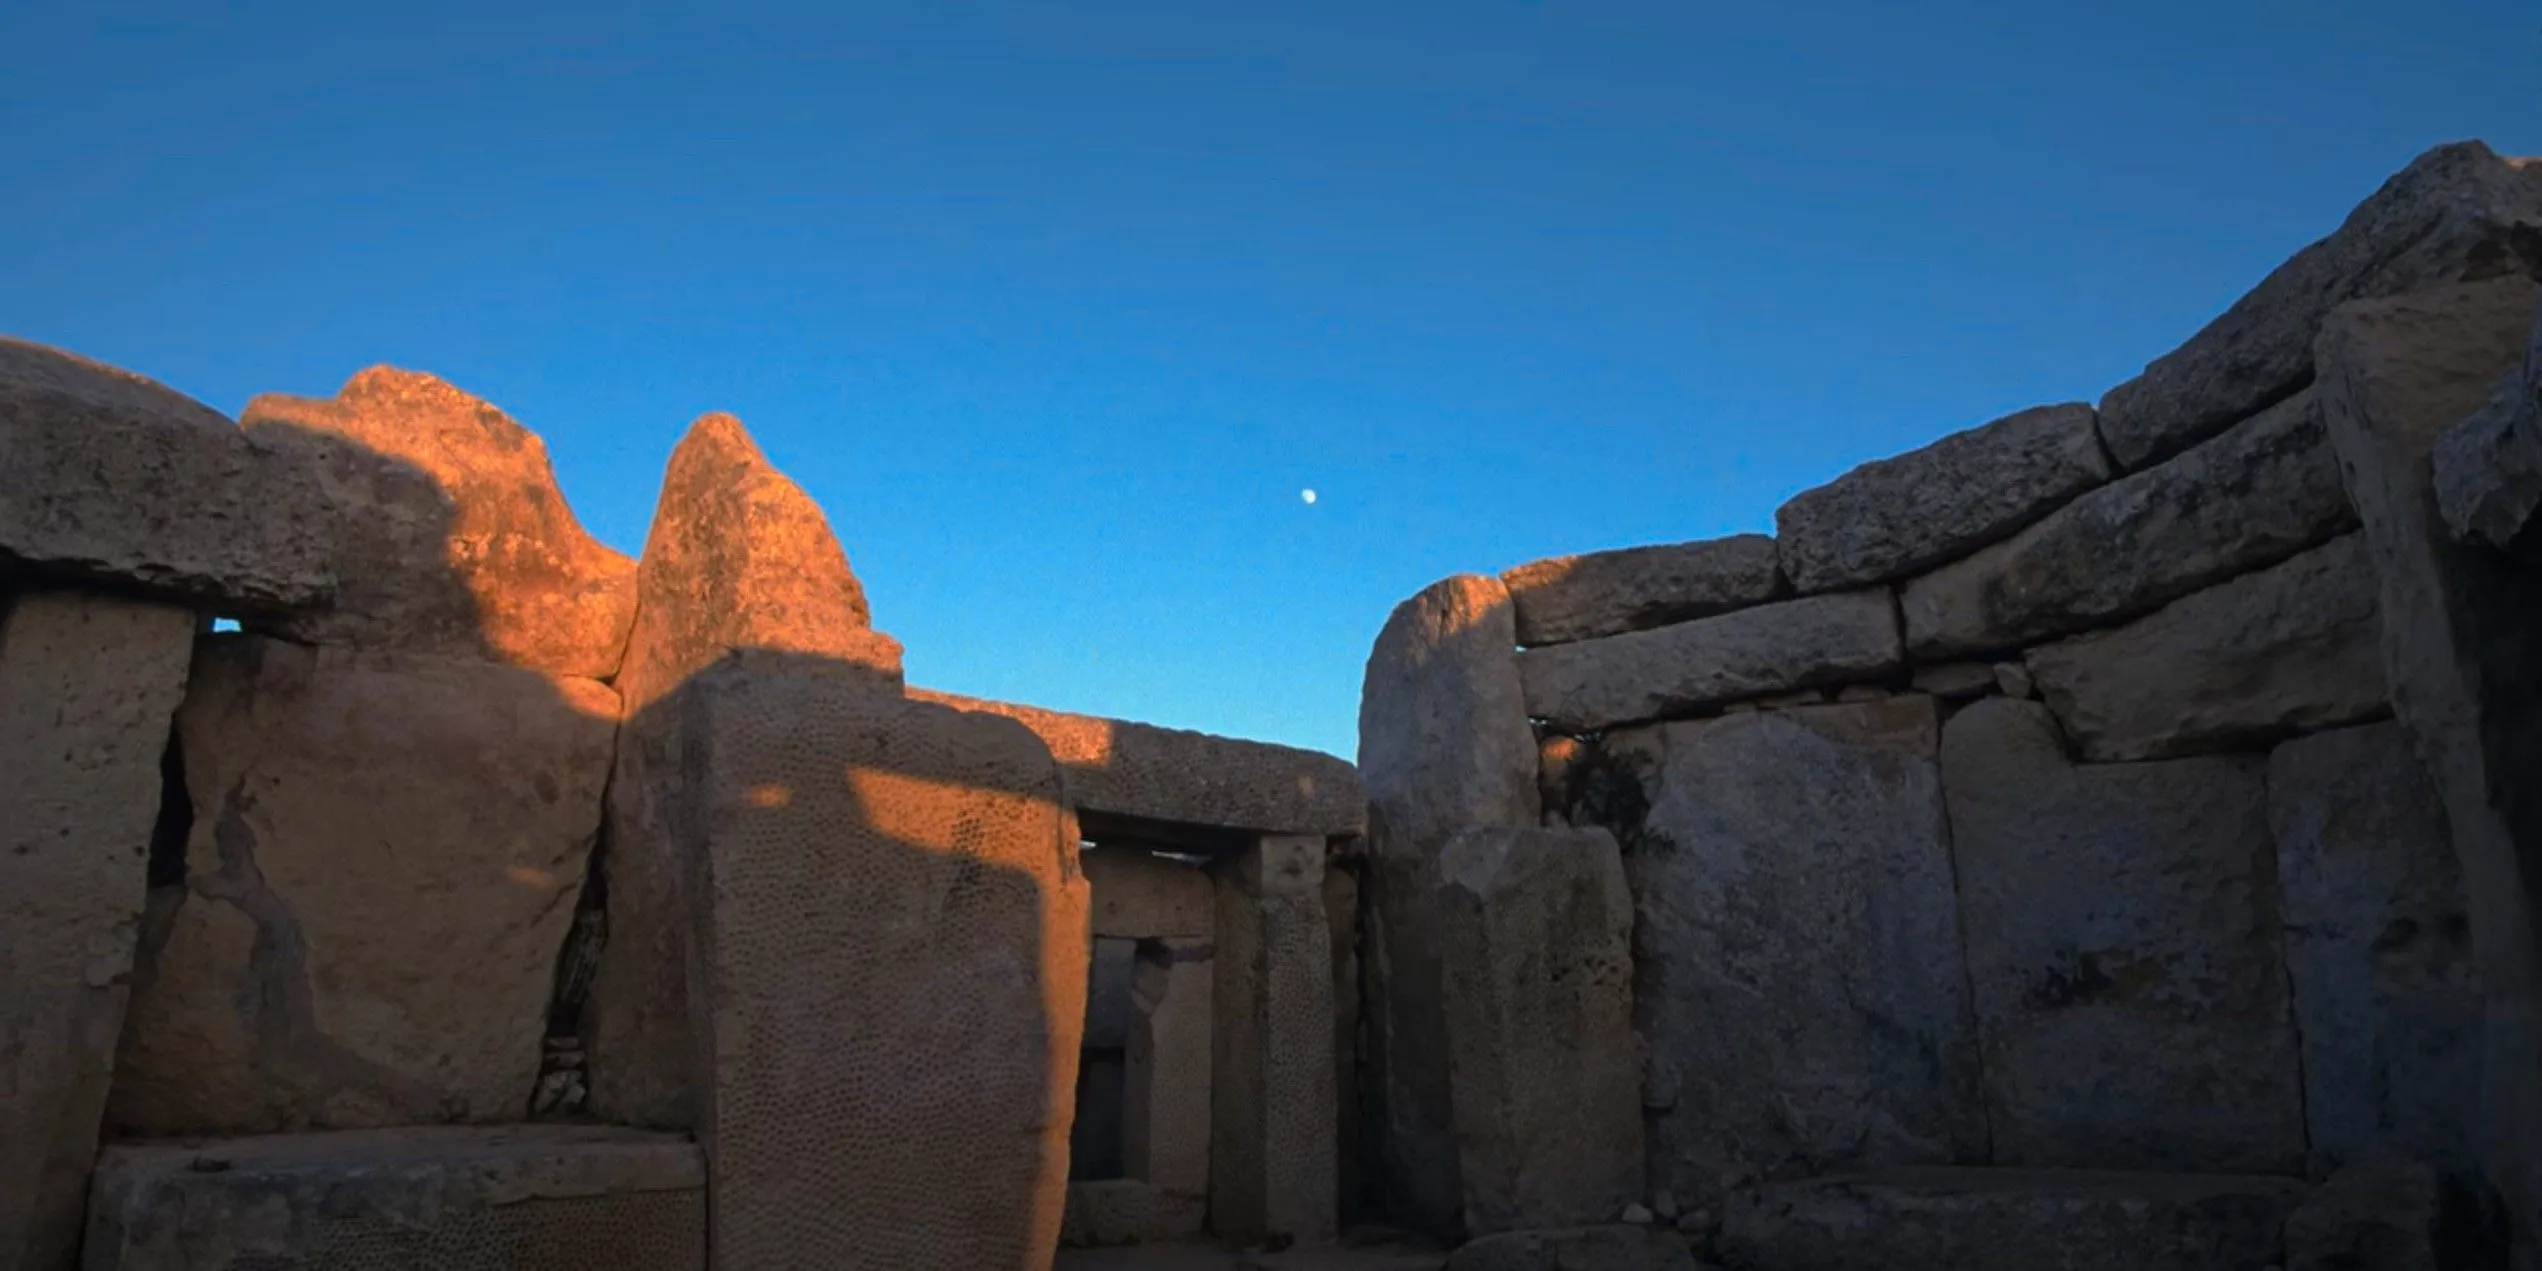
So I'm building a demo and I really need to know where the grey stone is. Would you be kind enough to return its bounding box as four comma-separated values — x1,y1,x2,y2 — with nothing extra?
2283,1159,2447,1271
1444,1225,1698,1271
1632,698,1984,1207
1940,699,2305,1173
2318,274,2542,1248
1776,402,2110,591
1434,827,1643,1235
1518,590,1901,732
2270,723,2481,1173
1122,937,1212,1199
2025,533,2388,761
2098,140,2542,470
1718,1168,2311,1271
1085,936,1139,1050
1911,662,1997,701
1057,1179,1206,1249
1083,847,1212,939
2432,292,2542,552
1901,387,2356,657
1990,662,2034,699
1500,534,1784,646
1211,835,1338,1246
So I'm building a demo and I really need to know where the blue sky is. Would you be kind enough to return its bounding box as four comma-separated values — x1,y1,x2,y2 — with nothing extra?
5,3,2535,760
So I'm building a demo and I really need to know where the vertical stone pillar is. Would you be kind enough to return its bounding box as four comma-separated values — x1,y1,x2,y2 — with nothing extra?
1,592,196,1271
1123,936,1212,1199
1210,833,1337,1244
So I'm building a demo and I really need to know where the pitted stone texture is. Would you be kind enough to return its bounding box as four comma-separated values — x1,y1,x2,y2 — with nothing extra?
1212,836,1338,1246
1443,1225,1697,1271
2098,139,2542,470
1499,533,1784,646
1084,848,1214,938
1518,589,1901,732
1902,387,2356,658
1633,698,1984,1206
239,368,636,677
1941,698,2304,1173
1433,826,1642,1236
1776,403,2111,592
2318,275,2542,1244
0,337,331,612
2024,532,2388,761
1058,1180,1207,1249
1124,938,1213,1197
666,663,1088,1271
0,592,195,1271
1718,1168,2311,1271
81,1126,705,1271
109,635,616,1136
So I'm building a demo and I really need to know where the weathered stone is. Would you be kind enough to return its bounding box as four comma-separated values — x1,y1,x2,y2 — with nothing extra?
1212,835,1338,1245
0,592,196,1271
0,338,331,612
1327,861,1369,1226
1084,936,1139,1051
1777,403,2111,591
2025,533,2388,761
1991,662,2034,699
2318,274,2542,1248
1902,387,2356,657
1536,735,1588,816
241,368,637,677
2271,723,2481,1172
2098,140,2542,470
1500,534,1783,646
1910,662,1996,701
1631,698,1984,1206
1940,698,2304,1172
109,635,617,1136
1057,1179,1206,1249
1083,847,1213,938
1434,826,1642,1235
1123,937,1212,1198
1719,1168,2311,1271
662,660,1087,1270
1518,589,1901,731
1443,1224,1697,1271
81,1126,705,1271
2432,292,2542,552
2283,1158,2449,1271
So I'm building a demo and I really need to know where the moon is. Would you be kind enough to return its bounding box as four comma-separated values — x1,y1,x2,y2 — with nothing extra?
1300,488,1318,505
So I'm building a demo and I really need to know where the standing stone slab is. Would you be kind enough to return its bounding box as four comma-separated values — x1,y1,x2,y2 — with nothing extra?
2283,1159,2451,1271
1940,698,2304,1173
1902,387,2357,657
0,592,195,1271
1776,402,2111,592
1123,937,1212,1201
2318,275,2542,1247
2025,532,2389,762
1634,698,1984,1205
666,662,1088,1271
1518,589,1901,732
1211,835,1338,1245
2098,139,2542,470
1500,534,1784,646
109,636,618,1136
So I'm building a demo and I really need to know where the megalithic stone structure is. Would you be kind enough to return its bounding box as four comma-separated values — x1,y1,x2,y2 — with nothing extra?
1210,833,1338,1245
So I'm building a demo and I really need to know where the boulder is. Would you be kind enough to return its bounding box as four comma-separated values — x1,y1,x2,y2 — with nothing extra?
2431,291,2542,553
2024,532,2387,761
1901,387,2355,657
0,591,197,1271
240,368,637,677
2098,139,2542,469
1500,533,1783,646
1518,589,1901,732
109,635,617,1135
0,337,330,612
1632,699,1984,1205
1776,402,2109,592
1210,835,1339,1246
1434,826,1643,1235
1940,698,2305,1173
1444,1225,1697,1271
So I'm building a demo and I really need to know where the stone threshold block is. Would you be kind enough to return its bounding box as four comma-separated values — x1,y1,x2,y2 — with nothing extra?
81,1126,705,1270
1058,1179,1207,1249
1517,589,1901,732
1444,1224,1699,1271
1499,533,1784,646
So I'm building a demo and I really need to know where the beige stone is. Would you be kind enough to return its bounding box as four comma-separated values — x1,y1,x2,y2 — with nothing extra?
1212,835,1338,1245
1499,533,1783,646
1083,847,1213,938
0,591,196,1271
1517,589,1901,731
240,368,637,677
1123,937,1213,1198
109,635,616,1137
1057,1179,1208,1249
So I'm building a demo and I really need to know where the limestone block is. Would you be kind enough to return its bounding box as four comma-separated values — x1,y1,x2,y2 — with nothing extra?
1084,936,1139,1051
1123,938,1212,1198
240,368,637,677
0,338,330,612
1718,1168,2310,1271
1325,862,1368,1224
2271,723,2481,1171
1499,533,1783,646
1901,387,2356,657
2317,274,2542,1244
1212,834,1338,1245
1517,589,1901,732
1776,402,2110,592
2283,1159,2448,1271
0,591,196,1271
1057,1179,1206,1249
2025,532,2388,761
1633,698,1984,1204
1083,847,1213,938
2433,295,2542,554
2098,140,2542,469
81,1126,705,1271
109,635,617,1136
1940,698,2304,1173
1443,1225,1698,1271
1434,826,1642,1236
664,661,1087,1271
